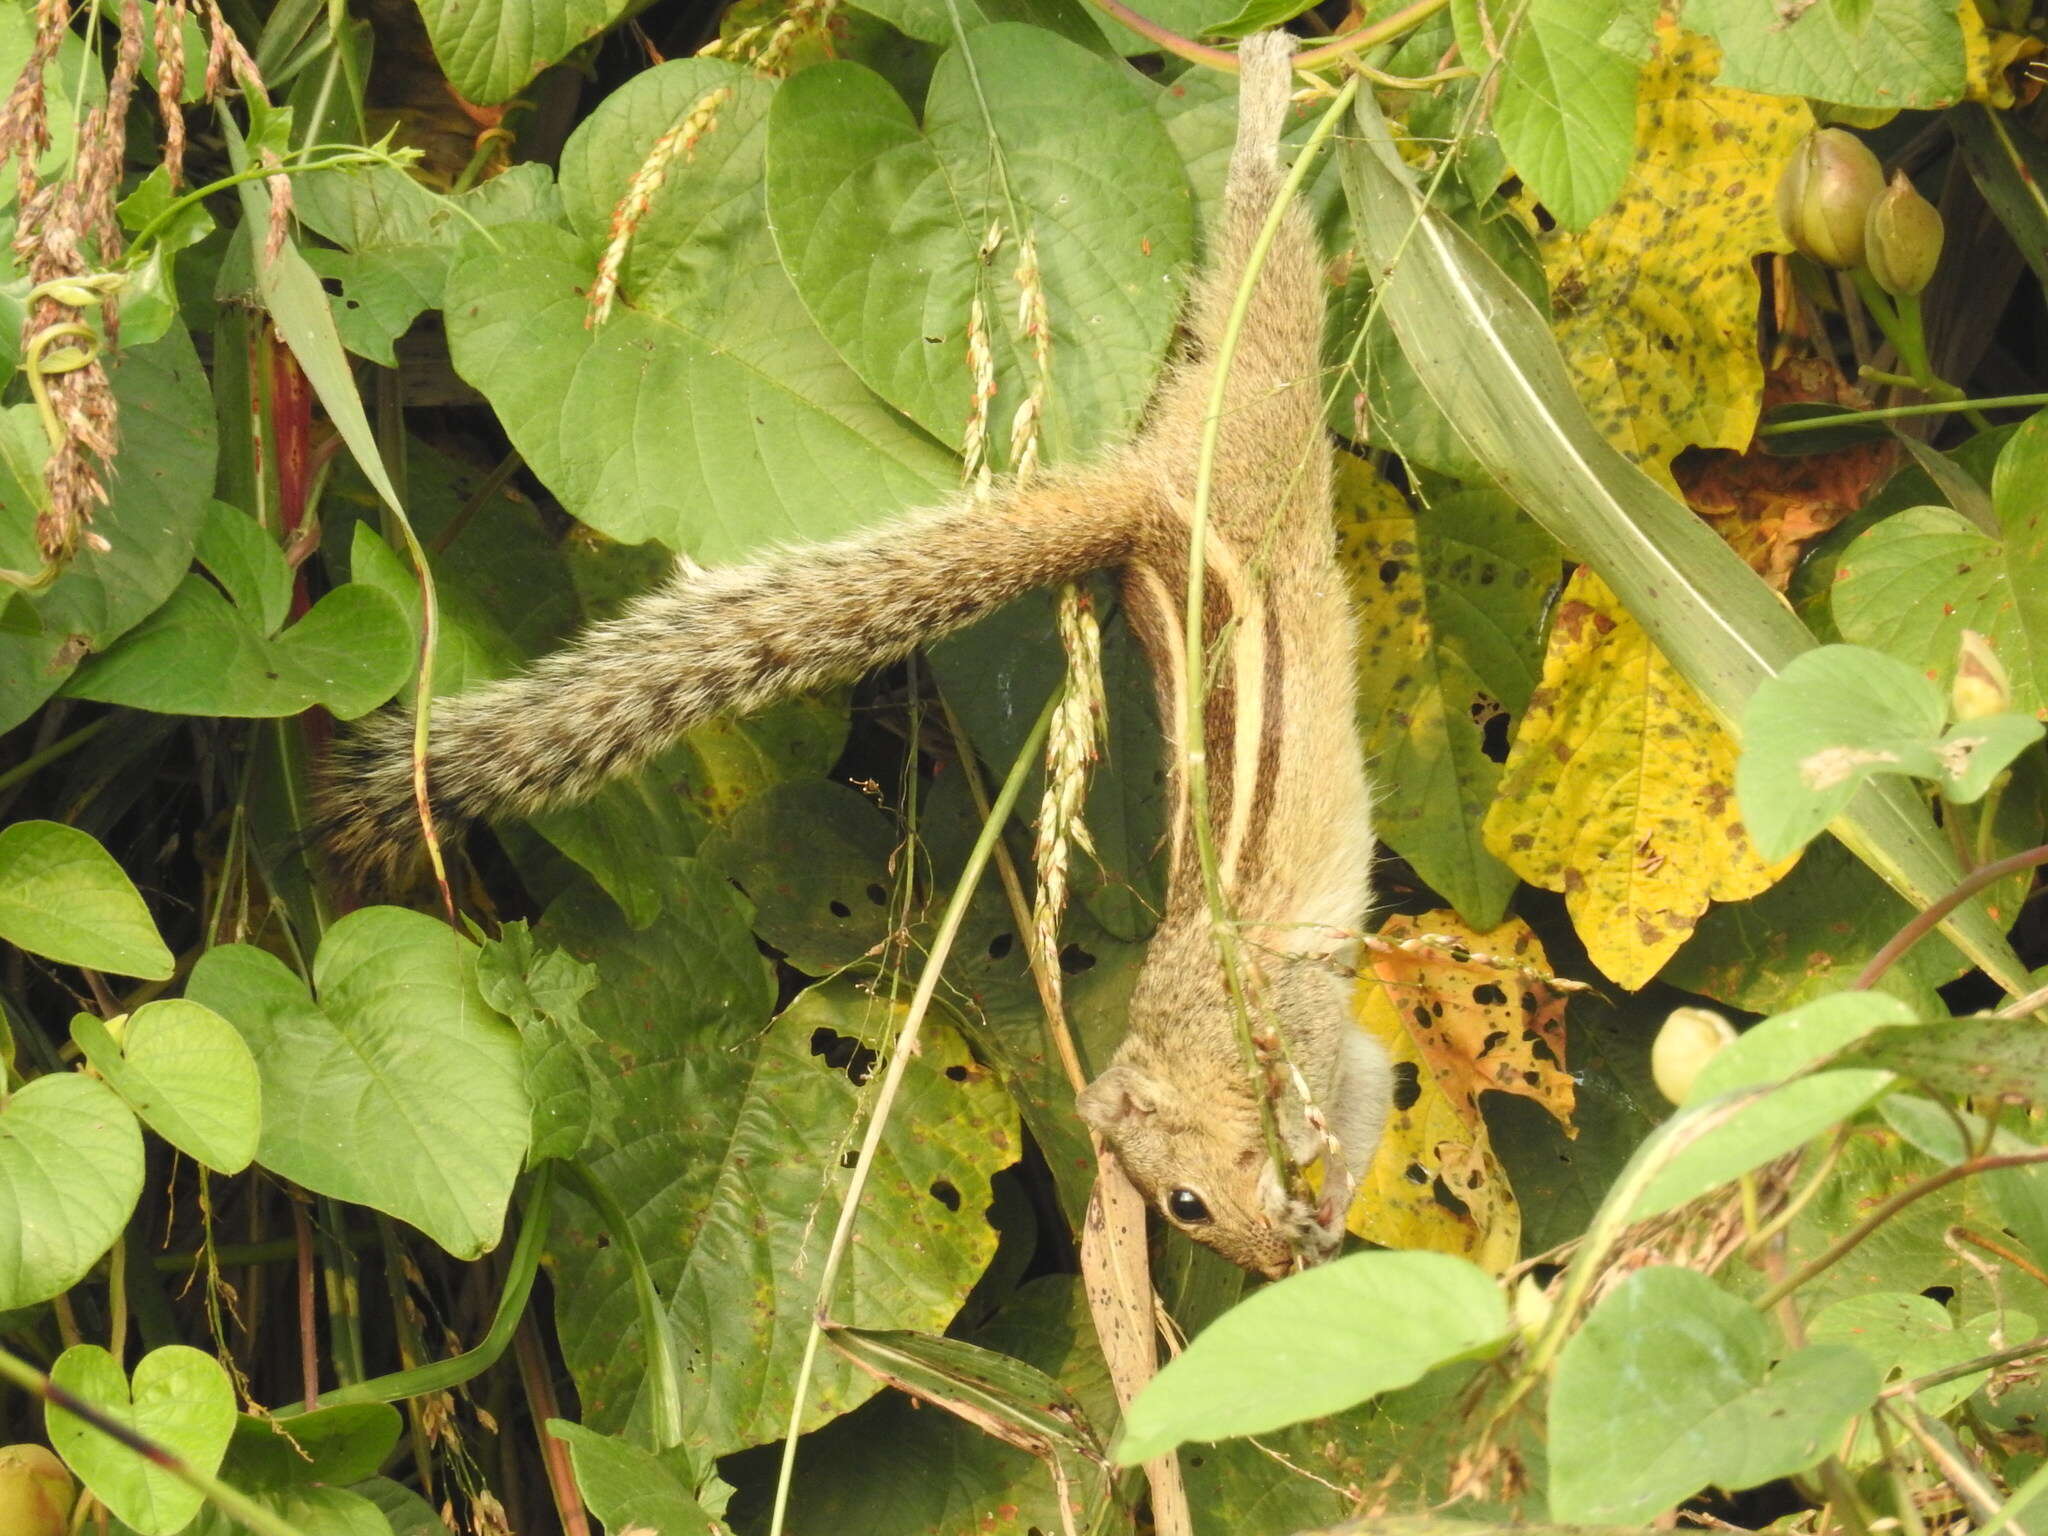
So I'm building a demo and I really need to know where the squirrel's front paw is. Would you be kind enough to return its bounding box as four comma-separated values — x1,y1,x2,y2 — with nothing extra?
1257,1165,1347,1269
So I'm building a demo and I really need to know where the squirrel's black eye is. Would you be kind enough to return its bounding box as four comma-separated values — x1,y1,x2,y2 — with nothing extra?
1167,1189,1211,1225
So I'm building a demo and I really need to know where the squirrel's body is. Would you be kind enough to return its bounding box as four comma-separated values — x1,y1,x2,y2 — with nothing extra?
322,33,1389,1276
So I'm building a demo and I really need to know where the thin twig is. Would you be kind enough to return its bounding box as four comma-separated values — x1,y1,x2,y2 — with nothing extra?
767,691,1058,1536
1755,1149,2048,1310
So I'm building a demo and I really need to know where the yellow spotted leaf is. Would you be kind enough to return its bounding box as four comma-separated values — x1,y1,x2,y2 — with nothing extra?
1344,910,1574,1274
1481,569,1797,989
1962,1,2044,108
1336,458,1554,929
1540,27,1810,493
1365,911,1575,1131
1348,967,1521,1273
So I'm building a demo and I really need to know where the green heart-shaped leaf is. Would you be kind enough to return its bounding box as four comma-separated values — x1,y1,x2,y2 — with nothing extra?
1549,1266,1883,1523
447,59,955,560
65,571,413,720
186,907,528,1257
72,1000,262,1174
766,25,1192,466
0,1074,144,1308
0,820,173,979
46,1344,235,1536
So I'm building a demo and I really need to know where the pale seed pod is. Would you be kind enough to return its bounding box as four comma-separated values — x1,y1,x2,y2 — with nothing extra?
1774,128,1885,269
0,1445,74,1536
1952,629,2012,722
1652,1006,1739,1105
1864,169,1945,298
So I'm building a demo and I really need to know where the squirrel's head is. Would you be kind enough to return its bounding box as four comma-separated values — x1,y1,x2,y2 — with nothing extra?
1076,930,1352,1278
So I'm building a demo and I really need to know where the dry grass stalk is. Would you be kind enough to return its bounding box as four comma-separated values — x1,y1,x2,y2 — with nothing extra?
1008,225,1108,1011
6,0,149,563
702,0,842,75
961,292,997,494
586,84,734,327
152,0,189,184
1,0,267,569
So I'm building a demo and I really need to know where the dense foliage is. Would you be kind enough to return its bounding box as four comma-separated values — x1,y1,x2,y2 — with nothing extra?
6,0,2048,1531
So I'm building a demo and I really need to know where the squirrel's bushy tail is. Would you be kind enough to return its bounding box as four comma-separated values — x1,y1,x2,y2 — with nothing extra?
318,466,1152,885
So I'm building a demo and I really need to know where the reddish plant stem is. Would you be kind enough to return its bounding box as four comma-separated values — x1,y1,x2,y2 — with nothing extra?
1852,841,2048,990
514,1313,591,1536
291,1195,319,1411
1756,1149,2048,1309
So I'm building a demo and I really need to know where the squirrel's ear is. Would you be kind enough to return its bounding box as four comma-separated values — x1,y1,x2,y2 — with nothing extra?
1077,1064,1159,1131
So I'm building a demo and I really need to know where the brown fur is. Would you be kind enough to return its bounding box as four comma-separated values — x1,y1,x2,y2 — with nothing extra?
318,32,1387,1277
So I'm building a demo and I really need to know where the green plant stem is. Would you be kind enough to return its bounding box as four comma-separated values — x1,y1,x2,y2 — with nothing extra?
1886,1402,2006,1525
1755,1149,2048,1310
1978,773,2011,870
1077,0,1444,73
1975,1444,2048,1536
274,1163,553,1415
0,715,112,797
1853,841,2048,989
553,1158,684,1448
0,1344,309,1536
1759,392,2048,436
767,689,1056,1536
107,1233,127,1355
1179,70,1362,1199
125,147,413,258
1890,291,1934,388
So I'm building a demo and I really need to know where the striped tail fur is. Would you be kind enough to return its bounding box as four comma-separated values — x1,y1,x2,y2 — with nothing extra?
318,466,1154,886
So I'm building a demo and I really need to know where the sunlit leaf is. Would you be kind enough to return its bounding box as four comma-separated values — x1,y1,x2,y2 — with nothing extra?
1337,463,1553,927
1484,569,1794,987
765,25,1191,465
1686,0,1967,109
1537,27,1809,491
1116,1251,1510,1463
46,1345,235,1536
186,908,528,1258
1549,1266,1882,1522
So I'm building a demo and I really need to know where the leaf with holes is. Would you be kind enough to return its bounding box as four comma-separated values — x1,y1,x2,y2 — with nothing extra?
71,1002,261,1174
46,1345,235,1536
540,863,1018,1453
1337,464,1556,930
1484,568,1794,988
766,24,1192,467
1347,961,1522,1271
1536,26,1809,493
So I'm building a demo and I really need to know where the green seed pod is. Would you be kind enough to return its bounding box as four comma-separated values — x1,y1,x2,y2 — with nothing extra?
0,1445,74,1536
1774,128,1885,270
1864,170,1945,298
